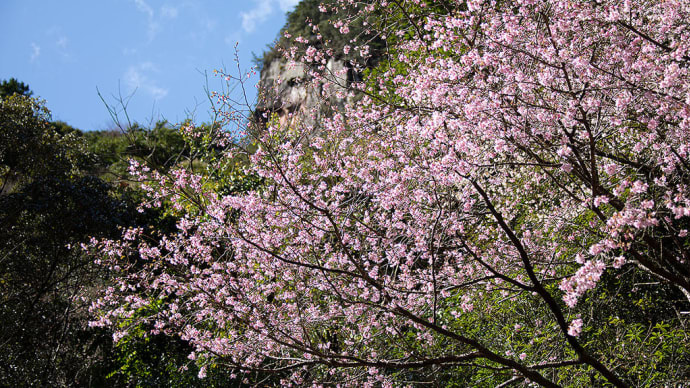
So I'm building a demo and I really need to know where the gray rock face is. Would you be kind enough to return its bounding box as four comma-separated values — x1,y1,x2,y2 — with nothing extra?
254,57,352,130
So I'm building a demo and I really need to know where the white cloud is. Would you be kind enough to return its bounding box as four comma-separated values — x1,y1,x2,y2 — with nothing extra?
133,0,153,19
277,0,299,12
124,62,168,100
240,0,273,33
30,43,41,62
239,0,299,34
56,36,68,49
132,0,160,41
55,36,72,60
161,5,178,19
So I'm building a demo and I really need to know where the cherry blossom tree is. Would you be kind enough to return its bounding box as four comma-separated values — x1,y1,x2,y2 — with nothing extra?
89,0,690,386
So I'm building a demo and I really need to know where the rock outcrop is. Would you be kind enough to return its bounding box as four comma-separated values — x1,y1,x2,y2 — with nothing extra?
254,57,353,130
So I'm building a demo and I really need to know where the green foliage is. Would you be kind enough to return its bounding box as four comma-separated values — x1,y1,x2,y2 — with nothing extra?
0,77,32,98
82,121,190,180
0,93,207,386
107,328,238,388
575,267,690,386
0,95,89,193
0,175,137,386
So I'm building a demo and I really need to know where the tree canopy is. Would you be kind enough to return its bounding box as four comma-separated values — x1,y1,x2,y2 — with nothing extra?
0,82,220,387
0,78,32,99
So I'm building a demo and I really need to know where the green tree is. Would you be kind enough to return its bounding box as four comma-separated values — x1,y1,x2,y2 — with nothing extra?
0,176,135,386
83,121,190,180
0,95,198,387
0,95,87,194
0,78,33,99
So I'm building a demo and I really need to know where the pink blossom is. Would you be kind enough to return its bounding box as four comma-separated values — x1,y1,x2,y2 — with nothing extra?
87,0,690,384
568,319,583,337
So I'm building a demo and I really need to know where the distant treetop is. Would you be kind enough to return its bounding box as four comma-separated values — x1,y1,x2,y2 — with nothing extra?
0,78,33,99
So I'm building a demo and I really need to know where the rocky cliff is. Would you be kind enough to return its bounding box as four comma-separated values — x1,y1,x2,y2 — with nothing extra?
254,57,353,130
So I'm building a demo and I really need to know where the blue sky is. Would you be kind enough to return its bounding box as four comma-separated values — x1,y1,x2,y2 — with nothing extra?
0,0,299,130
